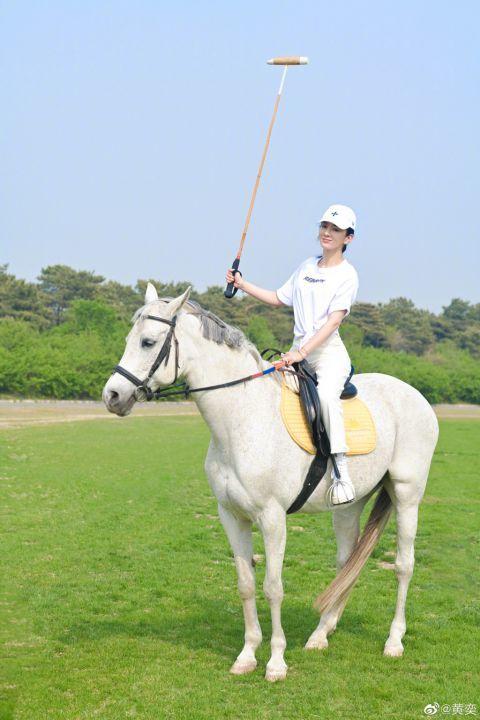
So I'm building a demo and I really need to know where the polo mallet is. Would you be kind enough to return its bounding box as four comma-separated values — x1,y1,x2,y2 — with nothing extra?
224,56,309,298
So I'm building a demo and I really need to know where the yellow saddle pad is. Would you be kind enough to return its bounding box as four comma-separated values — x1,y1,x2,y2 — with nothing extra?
280,380,376,456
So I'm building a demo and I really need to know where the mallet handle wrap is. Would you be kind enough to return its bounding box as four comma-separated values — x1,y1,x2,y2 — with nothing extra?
224,257,241,298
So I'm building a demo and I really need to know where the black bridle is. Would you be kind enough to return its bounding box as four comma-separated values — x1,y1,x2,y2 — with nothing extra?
112,315,299,403
113,314,179,401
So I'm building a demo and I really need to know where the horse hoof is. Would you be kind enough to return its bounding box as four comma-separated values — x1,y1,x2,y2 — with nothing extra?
265,669,287,682
265,663,288,682
230,659,257,675
384,642,404,657
305,636,329,650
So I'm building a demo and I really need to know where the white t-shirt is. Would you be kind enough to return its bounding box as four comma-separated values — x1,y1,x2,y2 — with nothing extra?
276,256,359,345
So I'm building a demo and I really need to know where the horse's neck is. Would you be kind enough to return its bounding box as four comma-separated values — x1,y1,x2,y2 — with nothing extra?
182,330,278,438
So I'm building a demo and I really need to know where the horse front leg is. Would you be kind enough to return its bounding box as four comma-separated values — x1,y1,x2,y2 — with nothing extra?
217,504,262,675
257,503,288,682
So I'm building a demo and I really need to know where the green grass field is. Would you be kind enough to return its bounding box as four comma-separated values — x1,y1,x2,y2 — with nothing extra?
1,416,478,719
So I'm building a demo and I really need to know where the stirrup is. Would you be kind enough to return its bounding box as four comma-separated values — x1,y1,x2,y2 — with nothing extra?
326,459,355,507
326,478,356,507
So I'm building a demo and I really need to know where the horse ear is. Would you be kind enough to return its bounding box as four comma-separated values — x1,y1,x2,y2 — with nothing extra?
168,286,191,317
145,282,158,304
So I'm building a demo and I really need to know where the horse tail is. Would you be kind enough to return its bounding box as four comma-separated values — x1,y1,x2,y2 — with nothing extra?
313,486,393,614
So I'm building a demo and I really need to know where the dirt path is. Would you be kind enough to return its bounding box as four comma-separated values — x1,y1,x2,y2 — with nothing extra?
0,400,198,429
431,404,480,419
0,399,479,430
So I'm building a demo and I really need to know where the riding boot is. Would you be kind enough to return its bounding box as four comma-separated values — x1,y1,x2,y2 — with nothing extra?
326,452,356,507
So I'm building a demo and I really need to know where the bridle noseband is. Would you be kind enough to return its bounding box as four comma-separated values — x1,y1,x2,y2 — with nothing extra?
113,314,179,401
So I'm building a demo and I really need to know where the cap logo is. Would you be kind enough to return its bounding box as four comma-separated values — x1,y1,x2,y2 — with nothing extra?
331,211,338,217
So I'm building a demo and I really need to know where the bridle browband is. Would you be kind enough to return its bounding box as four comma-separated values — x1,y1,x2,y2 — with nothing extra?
113,314,179,401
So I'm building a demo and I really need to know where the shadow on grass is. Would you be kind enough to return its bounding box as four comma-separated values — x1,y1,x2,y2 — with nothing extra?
56,597,384,660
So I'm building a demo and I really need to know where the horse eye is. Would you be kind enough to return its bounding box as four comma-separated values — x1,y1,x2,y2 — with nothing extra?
142,338,156,349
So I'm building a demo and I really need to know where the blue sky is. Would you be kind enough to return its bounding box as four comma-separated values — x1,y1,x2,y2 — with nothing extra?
1,0,478,313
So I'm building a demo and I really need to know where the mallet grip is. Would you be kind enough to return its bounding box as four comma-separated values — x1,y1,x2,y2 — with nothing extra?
224,257,241,299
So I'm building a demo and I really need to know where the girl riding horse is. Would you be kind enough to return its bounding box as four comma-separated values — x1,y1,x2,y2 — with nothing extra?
226,203,359,506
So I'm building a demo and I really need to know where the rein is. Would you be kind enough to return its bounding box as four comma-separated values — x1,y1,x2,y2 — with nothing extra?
143,349,310,402
112,314,302,402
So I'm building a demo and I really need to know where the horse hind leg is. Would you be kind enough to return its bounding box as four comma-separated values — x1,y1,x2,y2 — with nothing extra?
382,401,437,656
217,504,262,674
383,481,421,657
305,496,370,650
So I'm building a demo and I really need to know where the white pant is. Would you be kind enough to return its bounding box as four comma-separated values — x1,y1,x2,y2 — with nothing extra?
292,332,351,454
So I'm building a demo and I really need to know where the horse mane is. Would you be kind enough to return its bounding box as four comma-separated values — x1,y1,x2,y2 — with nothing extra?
132,297,270,373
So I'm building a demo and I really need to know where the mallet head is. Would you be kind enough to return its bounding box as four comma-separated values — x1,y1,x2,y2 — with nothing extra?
267,56,309,65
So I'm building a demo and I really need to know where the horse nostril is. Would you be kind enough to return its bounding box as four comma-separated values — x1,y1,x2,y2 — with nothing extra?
107,390,119,404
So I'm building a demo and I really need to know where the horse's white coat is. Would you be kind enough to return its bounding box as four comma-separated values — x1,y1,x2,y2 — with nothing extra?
103,286,439,681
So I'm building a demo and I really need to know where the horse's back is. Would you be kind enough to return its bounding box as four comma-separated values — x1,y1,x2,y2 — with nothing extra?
353,372,437,422
353,372,439,482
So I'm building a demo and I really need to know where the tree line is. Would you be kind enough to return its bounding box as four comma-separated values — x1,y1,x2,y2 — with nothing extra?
0,264,479,403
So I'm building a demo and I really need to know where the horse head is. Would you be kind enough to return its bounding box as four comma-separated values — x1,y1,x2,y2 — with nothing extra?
103,283,191,416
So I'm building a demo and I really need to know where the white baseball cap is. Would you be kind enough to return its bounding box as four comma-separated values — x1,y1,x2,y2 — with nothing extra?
320,204,356,231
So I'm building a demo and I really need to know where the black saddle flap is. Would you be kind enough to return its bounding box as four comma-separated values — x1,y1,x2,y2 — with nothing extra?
293,359,331,457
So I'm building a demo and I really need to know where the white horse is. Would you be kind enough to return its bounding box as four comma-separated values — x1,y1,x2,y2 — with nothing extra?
103,284,439,682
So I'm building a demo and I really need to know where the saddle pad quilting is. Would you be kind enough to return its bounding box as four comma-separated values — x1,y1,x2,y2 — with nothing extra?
280,381,376,456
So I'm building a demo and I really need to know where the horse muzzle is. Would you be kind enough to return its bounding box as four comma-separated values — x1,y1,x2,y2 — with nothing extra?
102,381,136,416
